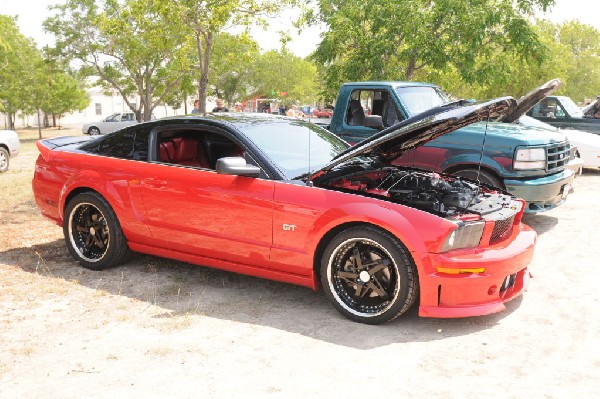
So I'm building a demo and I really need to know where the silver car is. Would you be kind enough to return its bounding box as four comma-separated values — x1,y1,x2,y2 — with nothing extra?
82,112,137,135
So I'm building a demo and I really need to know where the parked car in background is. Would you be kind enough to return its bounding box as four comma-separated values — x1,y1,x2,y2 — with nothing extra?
312,108,334,118
520,115,600,170
0,129,20,173
323,80,575,213
82,112,137,135
32,98,536,324
527,95,600,134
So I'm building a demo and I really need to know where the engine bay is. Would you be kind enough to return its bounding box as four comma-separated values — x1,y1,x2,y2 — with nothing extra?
314,167,516,217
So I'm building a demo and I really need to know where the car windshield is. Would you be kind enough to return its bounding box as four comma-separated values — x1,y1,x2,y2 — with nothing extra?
558,97,584,118
239,120,349,179
395,86,449,116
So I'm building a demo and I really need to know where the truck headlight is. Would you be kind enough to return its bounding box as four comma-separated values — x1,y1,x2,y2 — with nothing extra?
514,148,546,170
440,221,485,252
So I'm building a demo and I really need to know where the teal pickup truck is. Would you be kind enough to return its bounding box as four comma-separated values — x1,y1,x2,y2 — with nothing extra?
323,81,576,212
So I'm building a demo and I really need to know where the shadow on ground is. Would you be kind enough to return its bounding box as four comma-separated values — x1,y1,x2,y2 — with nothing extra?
1,239,524,350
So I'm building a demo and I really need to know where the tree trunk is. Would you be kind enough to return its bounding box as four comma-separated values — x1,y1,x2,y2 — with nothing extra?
196,31,213,113
7,113,14,130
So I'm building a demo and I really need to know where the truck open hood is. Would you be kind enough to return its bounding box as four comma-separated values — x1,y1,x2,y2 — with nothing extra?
500,78,562,123
310,96,516,179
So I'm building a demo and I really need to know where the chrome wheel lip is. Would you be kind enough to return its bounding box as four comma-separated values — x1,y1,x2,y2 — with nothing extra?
326,237,400,318
68,202,110,263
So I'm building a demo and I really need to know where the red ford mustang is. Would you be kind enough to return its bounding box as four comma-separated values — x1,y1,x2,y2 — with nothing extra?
32,97,536,324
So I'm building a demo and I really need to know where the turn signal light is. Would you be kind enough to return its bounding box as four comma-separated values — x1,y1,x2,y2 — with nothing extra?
437,267,486,274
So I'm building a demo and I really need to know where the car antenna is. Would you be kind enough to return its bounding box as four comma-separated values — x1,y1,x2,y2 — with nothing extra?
476,111,490,183
306,128,313,186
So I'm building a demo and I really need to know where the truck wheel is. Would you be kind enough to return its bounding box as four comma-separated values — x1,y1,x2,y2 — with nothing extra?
320,226,418,324
453,169,503,189
0,147,9,173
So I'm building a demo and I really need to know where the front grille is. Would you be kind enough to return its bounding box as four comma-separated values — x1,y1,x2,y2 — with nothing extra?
546,141,570,173
490,215,515,244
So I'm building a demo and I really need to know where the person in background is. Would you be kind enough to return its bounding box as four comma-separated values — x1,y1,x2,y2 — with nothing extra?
212,99,229,112
286,105,304,118
191,99,200,114
234,102,243,112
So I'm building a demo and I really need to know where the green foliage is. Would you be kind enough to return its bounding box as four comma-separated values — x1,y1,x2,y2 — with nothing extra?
168,0,298,112
209,33,260,105
310,0,555,100
45,0,192,121
250,50,319,105
0,16,44,125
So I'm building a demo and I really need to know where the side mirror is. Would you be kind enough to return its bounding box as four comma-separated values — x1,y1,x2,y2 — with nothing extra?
216,157,260,177
364,115,384,130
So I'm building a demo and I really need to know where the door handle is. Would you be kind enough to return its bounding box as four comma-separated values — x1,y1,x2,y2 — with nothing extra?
142,178,168,188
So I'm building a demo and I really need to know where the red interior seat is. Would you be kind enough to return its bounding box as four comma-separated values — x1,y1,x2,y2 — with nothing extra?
171,137,209,168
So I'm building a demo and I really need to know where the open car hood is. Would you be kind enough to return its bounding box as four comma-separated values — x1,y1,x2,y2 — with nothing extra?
310,96,516,180
500,78,562,123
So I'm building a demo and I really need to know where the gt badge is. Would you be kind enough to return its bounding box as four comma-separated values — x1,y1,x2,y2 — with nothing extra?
283,224,297,232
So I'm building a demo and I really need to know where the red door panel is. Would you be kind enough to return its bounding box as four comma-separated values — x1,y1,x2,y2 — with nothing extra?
137,163,274,267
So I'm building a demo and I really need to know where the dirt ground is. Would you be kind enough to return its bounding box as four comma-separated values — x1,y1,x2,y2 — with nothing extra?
1,128,599,398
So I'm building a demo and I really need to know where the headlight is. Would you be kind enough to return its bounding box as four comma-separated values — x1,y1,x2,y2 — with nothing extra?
440,221,485,252
514,147,546,170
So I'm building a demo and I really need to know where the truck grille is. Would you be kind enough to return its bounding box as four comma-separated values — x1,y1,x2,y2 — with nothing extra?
546,141,570,173
490,215,515,245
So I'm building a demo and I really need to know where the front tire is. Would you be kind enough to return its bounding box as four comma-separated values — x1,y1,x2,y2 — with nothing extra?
0,147,9,172
320,226,418,324
63,192,131,270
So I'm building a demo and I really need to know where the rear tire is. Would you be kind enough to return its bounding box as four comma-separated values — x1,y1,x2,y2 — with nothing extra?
0,147,9,173
63,192,131,270
320,226,418,324
88,126,101,135
453,168,503,189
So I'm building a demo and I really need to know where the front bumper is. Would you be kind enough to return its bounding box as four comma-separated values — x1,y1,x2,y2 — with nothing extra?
418,224,536,318
504,169,575,213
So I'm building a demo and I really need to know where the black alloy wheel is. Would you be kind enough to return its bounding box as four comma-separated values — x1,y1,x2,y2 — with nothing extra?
64,192,130,270
320,226,418,324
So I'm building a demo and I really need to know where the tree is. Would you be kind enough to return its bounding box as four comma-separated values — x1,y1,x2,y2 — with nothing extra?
44,0,192,121
0,16,42,129
209,33,260,106
250,50,319,105
169,0,297,113
309,0,555,99
41,65,90,128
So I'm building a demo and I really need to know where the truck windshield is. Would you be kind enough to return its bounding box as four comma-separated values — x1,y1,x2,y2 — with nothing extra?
558,97,584,118
395,86,449,116
240,120,349,179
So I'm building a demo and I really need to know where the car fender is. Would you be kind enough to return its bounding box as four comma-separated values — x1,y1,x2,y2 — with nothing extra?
307,200,455,266
440,153,509,177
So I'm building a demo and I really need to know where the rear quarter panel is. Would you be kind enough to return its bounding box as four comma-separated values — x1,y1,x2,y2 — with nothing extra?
33,149,152,243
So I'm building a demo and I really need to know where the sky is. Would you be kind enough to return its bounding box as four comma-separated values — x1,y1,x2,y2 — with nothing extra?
1,0,600,58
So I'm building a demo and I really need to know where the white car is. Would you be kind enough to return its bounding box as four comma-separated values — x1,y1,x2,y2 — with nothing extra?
520,115,600,169
0,129,20,173
82,112,137,135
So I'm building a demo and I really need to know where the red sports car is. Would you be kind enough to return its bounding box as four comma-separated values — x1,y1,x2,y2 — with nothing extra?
32,97,536,324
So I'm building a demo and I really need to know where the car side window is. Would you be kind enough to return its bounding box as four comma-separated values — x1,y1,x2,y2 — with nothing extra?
80,127,137,159
346,89,402,127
